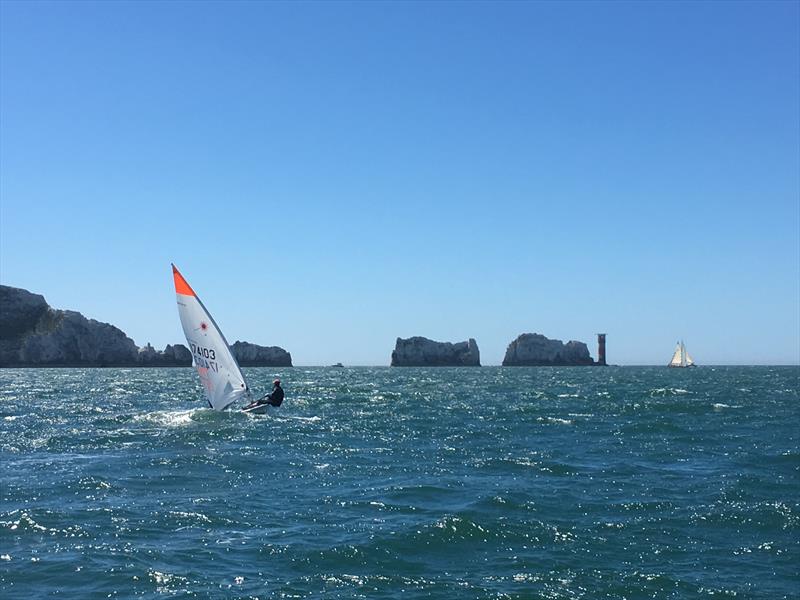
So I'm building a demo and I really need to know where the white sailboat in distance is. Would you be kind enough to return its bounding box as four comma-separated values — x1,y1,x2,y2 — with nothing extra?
172,264,251,410
668,340,696,368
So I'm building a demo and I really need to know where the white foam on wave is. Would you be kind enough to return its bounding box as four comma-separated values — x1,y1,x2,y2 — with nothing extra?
537,417,573,425
1,512,81,536
650,387,691,396
149,569,188,589
135,409,199,427
290,415,322,423
512,457,541,467
169,510,212,523
324,574,371,586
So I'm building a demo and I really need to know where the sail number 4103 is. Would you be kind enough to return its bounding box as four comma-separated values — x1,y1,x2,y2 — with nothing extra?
190,343,216,360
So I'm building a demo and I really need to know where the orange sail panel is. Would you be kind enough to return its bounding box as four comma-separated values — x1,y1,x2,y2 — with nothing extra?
172,264,196,297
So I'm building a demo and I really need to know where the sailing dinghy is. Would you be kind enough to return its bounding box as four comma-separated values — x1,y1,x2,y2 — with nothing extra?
668,341,696,368
172,264,252,410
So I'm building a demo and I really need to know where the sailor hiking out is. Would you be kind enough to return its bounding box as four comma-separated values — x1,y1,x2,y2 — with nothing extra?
254,379,284,407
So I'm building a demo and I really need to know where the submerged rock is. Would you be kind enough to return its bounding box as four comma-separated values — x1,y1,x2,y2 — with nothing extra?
230,341,293,367
502,333,595,366
391,336,480,366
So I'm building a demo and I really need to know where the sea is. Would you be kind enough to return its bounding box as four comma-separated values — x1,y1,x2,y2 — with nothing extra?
1,366,798,599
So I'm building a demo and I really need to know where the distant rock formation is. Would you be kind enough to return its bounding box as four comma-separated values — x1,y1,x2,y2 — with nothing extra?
391,336,480,366
0,285,291,368
502,333,595,366
137,343,193,366
230,341,292,367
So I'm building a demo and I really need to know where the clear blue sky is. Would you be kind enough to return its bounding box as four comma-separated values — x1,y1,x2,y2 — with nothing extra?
1,1,798,365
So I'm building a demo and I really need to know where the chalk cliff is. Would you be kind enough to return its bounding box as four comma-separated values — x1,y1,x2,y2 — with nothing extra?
0,285,291,367
391,336,480,366
502,333,595,366
0,286,140,366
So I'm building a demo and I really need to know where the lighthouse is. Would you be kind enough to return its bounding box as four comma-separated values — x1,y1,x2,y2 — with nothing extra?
597,334,607,366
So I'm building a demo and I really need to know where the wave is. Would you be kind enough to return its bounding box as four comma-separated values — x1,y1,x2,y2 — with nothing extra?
133,409,202,427
537,416,574,425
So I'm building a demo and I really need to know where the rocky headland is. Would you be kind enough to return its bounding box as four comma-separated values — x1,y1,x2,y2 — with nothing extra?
0,285,292,367
502,333,596,366
391,336,480,366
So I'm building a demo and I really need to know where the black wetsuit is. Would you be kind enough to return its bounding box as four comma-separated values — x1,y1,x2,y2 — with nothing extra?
258,383,284,407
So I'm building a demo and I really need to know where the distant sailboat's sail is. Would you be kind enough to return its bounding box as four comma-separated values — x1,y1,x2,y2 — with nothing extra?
172,264,250,411
684,346,695,367
669,343,683,367
668,341,696,367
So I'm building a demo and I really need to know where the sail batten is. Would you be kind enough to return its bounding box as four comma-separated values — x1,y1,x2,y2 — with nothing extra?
172,264,250,410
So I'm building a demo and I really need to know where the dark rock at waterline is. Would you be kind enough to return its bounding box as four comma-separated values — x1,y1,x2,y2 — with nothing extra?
502,333,595,366
391,336,480,366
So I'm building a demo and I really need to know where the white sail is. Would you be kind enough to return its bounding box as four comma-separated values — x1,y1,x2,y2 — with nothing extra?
172,264,250,411
669,343,683,367
684,348,695,366
668,341,696,367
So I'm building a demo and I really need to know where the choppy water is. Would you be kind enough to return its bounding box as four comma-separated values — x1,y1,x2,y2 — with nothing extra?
0,366,798,599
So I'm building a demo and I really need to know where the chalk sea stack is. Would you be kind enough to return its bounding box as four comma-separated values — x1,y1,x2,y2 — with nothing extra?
0,285,291,367
230,341,292,367
502,333,595,366
391,336,480,366
137,343,193,366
